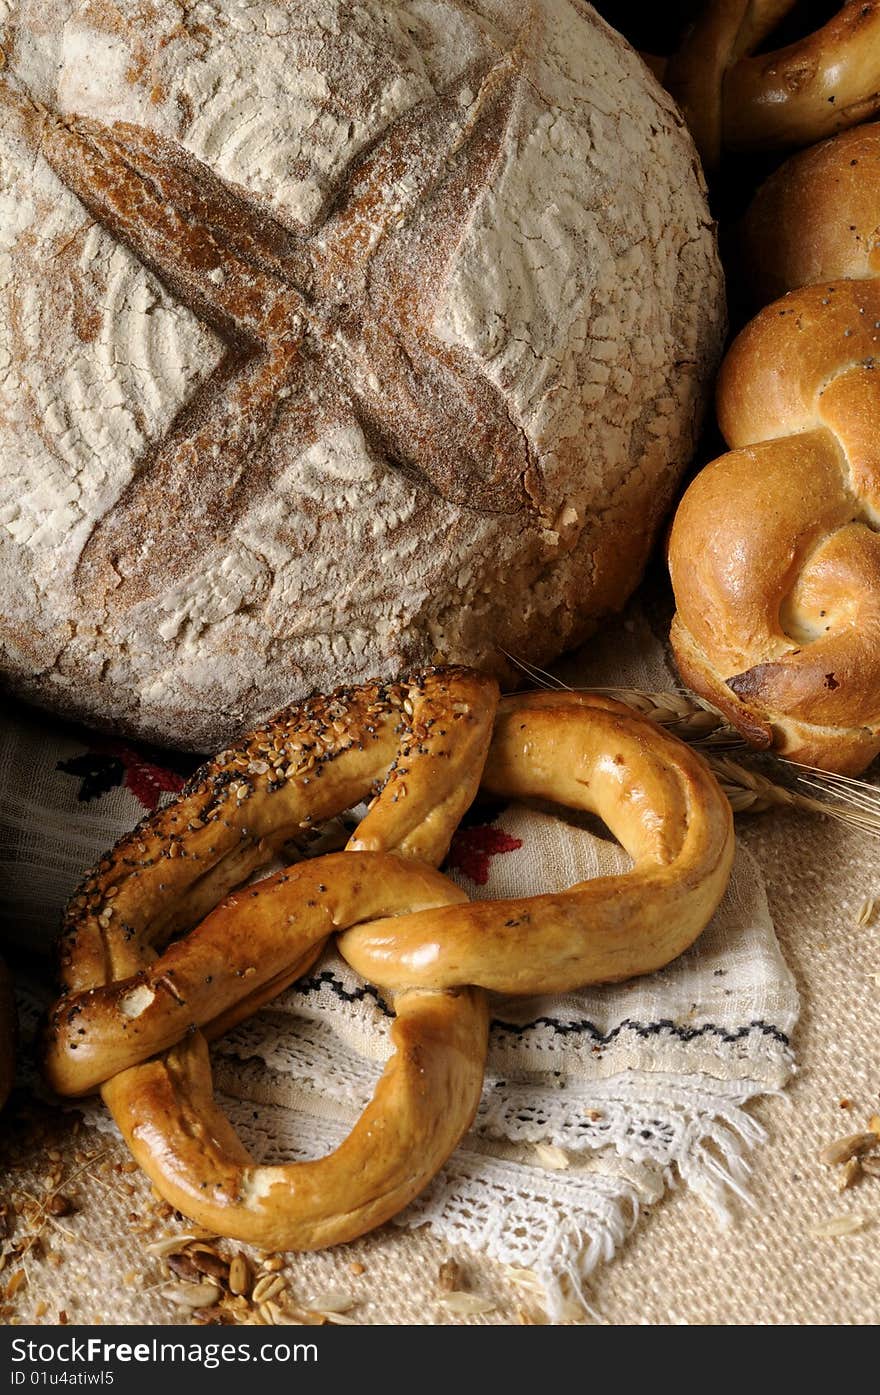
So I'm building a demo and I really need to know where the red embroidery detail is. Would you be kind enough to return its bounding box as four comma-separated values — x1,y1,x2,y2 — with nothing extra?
444,824,522,886
58,740,187,812
113,744,186,811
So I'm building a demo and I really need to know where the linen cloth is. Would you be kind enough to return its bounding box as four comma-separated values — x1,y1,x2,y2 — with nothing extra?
0,608,799,1319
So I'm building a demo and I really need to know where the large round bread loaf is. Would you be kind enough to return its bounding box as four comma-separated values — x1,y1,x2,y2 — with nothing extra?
0,0,724,749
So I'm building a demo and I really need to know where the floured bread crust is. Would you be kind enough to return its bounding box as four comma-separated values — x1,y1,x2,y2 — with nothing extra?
0,0,724,749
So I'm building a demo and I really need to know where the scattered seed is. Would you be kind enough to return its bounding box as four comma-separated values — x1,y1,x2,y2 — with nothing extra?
5,1270,25,1299
308,1290,353,1314
162,1281,221,1309
436,1292,497,1315
856,897,875,926
322,1311,361,1326
438,1258,462,1292
269,1303,325,1327
189,1249,229,1282
251,1273,285,1304
145,1235,198,1258
838,1157,862,1192
167,1253,202,1282
533,1142,570,1170
260,1255,284,1273
808,1214,867,1238
818,1132,878,1166
277,1298,326,1326
262,1300,309,1322
503,1266,545,1295
868,1115,880,1137
349,1261,366,1277
228,1254,251,1296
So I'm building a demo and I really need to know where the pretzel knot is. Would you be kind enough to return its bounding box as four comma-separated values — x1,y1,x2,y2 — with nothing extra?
44,668,733,1251
669,124,880,776
664,0,880,168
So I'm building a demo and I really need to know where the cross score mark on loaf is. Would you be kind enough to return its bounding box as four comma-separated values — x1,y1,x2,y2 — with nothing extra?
27,47,541,608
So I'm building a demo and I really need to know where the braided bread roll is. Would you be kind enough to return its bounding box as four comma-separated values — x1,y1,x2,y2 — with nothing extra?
738,121,880,302
669,123,880,774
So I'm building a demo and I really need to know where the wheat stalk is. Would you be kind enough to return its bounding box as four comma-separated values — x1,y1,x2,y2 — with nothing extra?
500,650,739,745
502,652,880,838
585,688,736,745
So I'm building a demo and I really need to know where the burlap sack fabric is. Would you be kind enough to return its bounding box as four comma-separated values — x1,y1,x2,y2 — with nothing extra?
1,604,878,1325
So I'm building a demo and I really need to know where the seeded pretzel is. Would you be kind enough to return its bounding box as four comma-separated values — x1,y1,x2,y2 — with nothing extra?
47,667,495,1093
669,124,880,774
45,667,495,1250
45,672,733,1251
665,1,880,168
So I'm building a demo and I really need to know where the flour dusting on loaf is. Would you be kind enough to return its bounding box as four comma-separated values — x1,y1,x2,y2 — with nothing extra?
0,0,724,748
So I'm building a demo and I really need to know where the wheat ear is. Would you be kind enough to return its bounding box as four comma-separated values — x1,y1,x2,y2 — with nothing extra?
501,652,880,837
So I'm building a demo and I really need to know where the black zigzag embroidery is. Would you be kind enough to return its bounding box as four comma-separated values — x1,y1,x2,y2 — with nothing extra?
288,971,791,1048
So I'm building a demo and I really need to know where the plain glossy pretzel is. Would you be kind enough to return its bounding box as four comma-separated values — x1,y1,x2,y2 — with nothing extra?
340,691,734,994
45,671,733,1251
669,124,880,774
664,0,880,168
